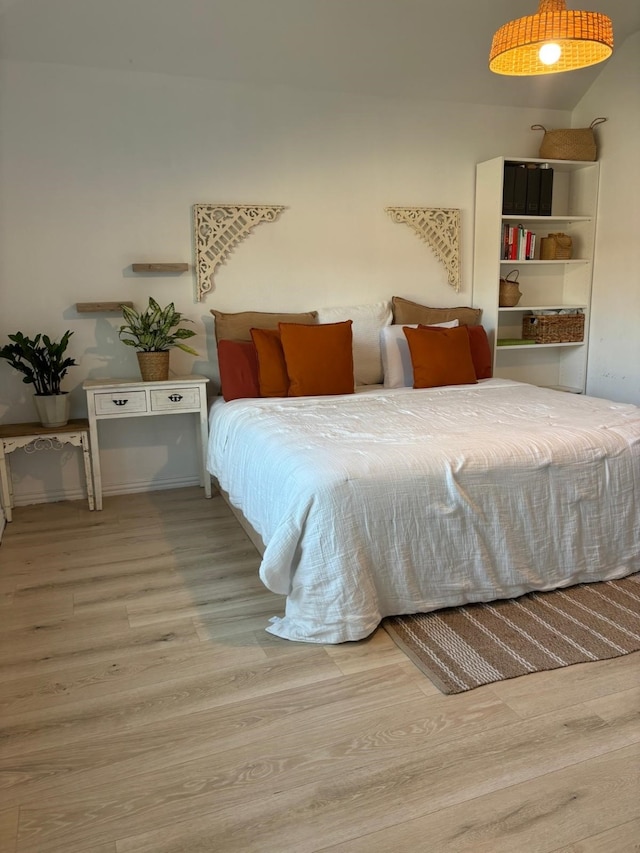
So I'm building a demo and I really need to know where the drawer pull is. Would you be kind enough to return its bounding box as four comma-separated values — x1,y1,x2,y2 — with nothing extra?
113,399,129,406
168,394,183,402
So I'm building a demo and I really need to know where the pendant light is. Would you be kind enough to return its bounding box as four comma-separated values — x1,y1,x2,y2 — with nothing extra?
489,0,613,75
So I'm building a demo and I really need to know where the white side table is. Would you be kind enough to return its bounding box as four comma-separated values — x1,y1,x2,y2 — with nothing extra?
0,419,95,521
83,375,211,510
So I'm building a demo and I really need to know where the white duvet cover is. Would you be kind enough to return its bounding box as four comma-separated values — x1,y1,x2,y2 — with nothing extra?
207,380,640,643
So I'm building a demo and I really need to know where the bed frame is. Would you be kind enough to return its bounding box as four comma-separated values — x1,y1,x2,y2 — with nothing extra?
215,479,266,556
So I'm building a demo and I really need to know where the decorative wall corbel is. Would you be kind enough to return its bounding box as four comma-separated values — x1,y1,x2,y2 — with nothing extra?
193,203,285,301
385,207,461,292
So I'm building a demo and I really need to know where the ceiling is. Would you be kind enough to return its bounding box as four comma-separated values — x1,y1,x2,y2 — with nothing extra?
1,0,638,111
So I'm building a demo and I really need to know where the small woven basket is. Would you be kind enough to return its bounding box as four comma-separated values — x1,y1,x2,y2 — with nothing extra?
499,270,522,307
531,118,606,161
522,313,585,344
137,351,170,381
540,233,573,260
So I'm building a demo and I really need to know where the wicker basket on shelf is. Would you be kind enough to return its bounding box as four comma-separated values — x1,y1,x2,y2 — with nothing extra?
522,313,585,344
531,119,606,161
540,233,573,260
499,270,522,307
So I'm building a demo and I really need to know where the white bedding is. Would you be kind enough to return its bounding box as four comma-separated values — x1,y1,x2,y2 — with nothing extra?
207,379,640,643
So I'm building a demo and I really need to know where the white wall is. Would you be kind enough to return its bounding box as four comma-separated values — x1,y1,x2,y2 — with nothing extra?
573,31,640,404
0,50,634,508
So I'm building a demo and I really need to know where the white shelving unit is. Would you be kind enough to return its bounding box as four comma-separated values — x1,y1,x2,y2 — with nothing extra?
473,156,600,393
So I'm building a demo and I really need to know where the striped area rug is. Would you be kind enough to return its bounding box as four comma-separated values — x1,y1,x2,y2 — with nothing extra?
383,573,640,694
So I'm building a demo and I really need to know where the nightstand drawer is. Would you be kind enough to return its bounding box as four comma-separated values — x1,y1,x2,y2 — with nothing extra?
150,386,201,411
94,391,148,415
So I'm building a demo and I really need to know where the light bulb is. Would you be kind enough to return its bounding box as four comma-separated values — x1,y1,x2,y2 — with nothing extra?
539,43,562,65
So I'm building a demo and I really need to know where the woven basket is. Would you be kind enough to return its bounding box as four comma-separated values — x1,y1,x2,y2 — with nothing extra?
540,232,573,260
137,351,170,381
531,118,606,161
499,270,522,307
522,313,585,344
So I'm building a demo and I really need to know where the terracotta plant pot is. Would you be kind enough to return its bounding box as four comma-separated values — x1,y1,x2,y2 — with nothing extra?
136,351,170,382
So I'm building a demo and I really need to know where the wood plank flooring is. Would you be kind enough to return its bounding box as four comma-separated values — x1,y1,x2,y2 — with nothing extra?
0,487,638,852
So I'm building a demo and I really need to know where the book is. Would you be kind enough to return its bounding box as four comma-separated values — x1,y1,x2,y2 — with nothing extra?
513,165,527,216
497,338,536,346
502,164,517,215
502,223,510,259
525,229,533,260
502,223,516,260
539,166,554,216
518,224,526,260
509,225,517,260
506,224,536,260
525,166,541,216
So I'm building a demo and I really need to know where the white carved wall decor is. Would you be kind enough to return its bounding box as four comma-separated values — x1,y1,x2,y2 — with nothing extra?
385,207,461,292
193,204,285,301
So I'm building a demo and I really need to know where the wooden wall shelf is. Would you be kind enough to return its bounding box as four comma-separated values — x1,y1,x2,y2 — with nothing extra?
76,302,134,313
131,263,189,273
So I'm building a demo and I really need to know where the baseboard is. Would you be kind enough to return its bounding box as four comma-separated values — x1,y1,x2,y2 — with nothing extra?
102,474,203,497
10,474,205,508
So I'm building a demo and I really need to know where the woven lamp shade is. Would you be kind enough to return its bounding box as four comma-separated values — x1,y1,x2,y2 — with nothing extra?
489,0,613,76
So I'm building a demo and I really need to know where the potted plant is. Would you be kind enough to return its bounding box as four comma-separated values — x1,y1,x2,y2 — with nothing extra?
119,297,198,381
0,330,77,427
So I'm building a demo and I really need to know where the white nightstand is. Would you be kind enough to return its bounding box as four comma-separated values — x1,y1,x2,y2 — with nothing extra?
83,375,211,510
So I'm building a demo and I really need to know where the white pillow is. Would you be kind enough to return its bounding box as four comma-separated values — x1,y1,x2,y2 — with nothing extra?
381,320,459,388
316,301,393,385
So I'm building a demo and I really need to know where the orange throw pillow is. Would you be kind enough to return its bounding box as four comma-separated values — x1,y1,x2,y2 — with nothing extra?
418,323,493,380
250,328,289,397
404,325,477,388
465,325,493,380
279,320,355,397
217,340,260,401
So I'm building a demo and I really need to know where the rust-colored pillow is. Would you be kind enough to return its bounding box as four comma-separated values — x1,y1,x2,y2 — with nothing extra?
392,296,482,327
250,328,289,397
217,340,260,402
212,308,317,343
465,325,493,379
418,324,493,380
279,320,355,397
404,325,477,388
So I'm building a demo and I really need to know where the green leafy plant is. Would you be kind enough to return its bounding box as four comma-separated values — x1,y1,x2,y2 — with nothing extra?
119,297,198,355
0,330,77,395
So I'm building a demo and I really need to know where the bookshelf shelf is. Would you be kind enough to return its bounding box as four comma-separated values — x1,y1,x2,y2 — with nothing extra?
499,259,589,265
502,215,592,224
542,385,583,394
496,341,585,350
499,304,587,312
473,156,599,392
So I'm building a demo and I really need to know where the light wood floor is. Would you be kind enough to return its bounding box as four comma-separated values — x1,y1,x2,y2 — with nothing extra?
1,487,638,853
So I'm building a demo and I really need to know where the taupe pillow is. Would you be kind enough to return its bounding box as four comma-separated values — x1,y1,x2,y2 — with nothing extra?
392,296,482,327
211,309,318,343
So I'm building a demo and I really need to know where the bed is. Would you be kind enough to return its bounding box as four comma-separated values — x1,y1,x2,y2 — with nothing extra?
207,379,640,643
